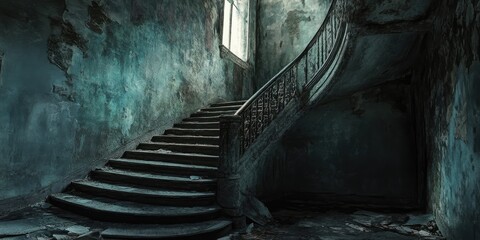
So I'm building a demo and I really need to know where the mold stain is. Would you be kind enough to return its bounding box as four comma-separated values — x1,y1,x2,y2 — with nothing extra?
86,1,111,34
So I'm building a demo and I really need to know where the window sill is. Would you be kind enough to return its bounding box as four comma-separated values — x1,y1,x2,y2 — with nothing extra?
220,45,251,70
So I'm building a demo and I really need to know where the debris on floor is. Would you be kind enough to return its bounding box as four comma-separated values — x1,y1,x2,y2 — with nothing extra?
234,209,445,240
0,204,445,240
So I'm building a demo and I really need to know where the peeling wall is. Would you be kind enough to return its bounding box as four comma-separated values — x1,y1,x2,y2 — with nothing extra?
0,0,255,213
413,0,480,238
255,0,331,88
282,80,418,206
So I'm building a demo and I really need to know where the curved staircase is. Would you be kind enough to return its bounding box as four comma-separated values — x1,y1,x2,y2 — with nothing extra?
48,100,246,239
47,0,349,238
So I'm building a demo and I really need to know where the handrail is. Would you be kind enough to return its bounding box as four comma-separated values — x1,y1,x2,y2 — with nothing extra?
233,0,346,154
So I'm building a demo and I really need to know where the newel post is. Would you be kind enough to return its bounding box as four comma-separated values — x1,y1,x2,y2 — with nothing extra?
217,114,245,229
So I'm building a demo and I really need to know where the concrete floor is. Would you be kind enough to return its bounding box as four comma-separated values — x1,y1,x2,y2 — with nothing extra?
0,203,445,240
225,209,445,240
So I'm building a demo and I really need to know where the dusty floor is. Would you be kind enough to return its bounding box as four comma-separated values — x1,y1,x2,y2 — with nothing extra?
225,209,445,240
0,203,445,240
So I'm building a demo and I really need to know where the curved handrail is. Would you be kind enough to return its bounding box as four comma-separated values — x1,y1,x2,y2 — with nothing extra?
234,0,347,154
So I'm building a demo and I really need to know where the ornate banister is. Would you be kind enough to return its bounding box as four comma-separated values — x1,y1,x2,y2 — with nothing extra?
216,0,348,228
235,0,347,154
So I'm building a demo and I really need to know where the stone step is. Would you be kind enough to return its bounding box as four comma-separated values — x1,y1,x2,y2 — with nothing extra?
190,110,236,117
164,128,220,137
183,116,221,122
210,100,246,107
174,122,220,129
107,159,218,177
71,180,215,206
49,193,221,224
200,105,243,112
122,150,219,167
137,142,219,156
151,135,219,145
101,219,232,239
91,167,217,191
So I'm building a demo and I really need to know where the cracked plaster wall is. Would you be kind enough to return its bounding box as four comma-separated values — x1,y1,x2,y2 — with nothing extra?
255,0,331,88
413,0,480,239
0,0,256,213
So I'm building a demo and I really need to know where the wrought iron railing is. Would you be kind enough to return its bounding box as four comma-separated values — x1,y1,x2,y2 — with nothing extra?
234,0,347,154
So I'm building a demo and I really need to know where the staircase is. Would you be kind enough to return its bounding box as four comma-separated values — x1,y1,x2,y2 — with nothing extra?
47,0,349,238
48,100,246,239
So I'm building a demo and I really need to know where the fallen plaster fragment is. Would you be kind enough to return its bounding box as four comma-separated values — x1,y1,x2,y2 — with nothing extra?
0,219,46,237
189,175,202,180
243,195,273,226
346,223,370,232
404,214,434,226
65,225,90,236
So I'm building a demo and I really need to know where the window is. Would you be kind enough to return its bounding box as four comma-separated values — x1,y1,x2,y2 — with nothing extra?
222,0,249,63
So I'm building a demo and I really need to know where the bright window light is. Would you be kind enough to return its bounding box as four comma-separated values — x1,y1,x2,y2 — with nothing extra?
222,0,249,62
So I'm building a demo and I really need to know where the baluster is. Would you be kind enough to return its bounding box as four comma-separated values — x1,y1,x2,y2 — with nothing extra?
253,101,258,141
240,114,245,154
322,31,326,65
282,74,284,108
248,106,253,148
304,55,308,88
289,67,294,100
330,18,334,53
268,85,275,122
257,96,262,133
257,94,264,132
332,12,336,36
293,64,298,97
263,93,268,130
317,36,320,70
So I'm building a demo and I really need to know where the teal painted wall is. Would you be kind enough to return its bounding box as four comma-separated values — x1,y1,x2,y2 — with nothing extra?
255,0,331,88
0,0,255,213
414,0,480,238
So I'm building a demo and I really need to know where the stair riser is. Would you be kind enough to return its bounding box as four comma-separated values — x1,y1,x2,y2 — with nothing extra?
72,183,216,207
137,143,219,156
183,117,220,123
91,171,217,191
173,123,220,129
122,151,218,167
210,101,246,107
164,129,219,137
101,223,232,240
190,111,236,117
201,106,242,112
48,196,220,224
151,136,219,145
107,161,218,178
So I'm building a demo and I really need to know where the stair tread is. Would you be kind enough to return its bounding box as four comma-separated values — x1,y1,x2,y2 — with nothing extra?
175,122,220,127
125,149,218,158
153,135,219,139
101,219,231,239
50,193,220,216
109,159,218,171
166,128,220,131
183,116,222,122
140,142,219,148
210,100,246,107
191,110,236,116
200,105,243,111
96,167,216,183
73,180,214,198
164,128,220,136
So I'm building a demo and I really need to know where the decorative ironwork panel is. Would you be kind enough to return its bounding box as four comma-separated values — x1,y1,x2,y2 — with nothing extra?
236,0,346,154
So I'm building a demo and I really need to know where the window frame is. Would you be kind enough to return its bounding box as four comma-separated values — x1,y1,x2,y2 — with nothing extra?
220,0,251,69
